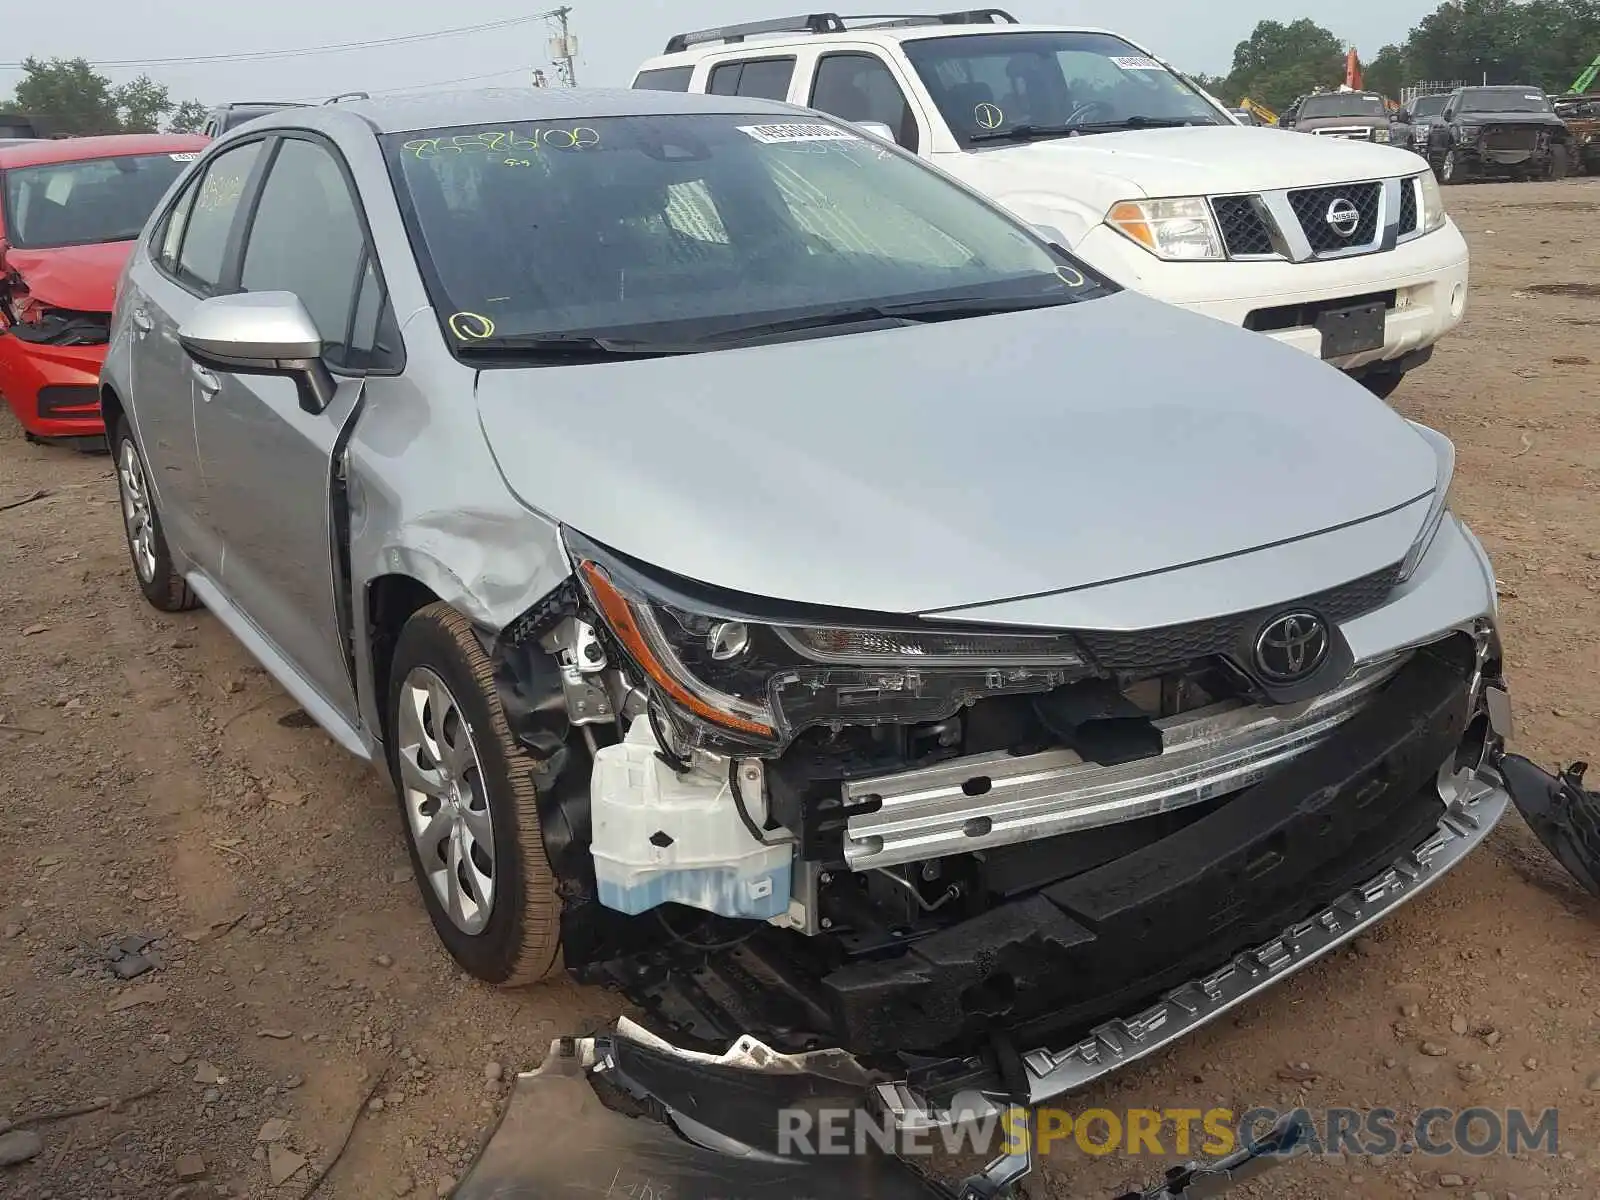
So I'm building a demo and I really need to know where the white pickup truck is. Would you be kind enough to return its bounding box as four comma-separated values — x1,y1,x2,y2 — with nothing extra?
633,9,1470,398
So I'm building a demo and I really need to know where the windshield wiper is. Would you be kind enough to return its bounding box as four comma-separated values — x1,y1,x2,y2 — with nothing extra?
454,334,702,362
1069,116,1206,133
703,295,1075,345
968,123,1080,143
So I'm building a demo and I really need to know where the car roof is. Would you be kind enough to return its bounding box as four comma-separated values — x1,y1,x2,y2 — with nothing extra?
636,23,1133,71
273,86,810,135
0,132,211,169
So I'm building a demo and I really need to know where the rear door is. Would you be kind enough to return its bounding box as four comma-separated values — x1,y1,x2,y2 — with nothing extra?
125,138,267,570
189,132,398,725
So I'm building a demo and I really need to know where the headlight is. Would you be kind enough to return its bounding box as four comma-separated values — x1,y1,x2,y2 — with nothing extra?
1454,123,1481,142
1375,127,1391,142
1398,421,1456,582
570,540,1092,749
1107,197,1225,261
1417,172,1447,234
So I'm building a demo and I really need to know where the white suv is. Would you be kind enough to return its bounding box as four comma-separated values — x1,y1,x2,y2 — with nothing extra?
635,9,1470,398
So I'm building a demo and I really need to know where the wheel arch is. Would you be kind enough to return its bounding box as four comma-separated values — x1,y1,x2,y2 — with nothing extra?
366,572,445,750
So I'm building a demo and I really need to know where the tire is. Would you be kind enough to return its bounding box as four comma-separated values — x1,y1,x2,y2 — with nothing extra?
1440,149,1469,185
1548,144,1569,181
386,601,563,986
111,416,198,612
1360,370,1406,401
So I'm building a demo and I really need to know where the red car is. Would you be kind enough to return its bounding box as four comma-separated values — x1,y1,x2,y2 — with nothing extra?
0,133,208,442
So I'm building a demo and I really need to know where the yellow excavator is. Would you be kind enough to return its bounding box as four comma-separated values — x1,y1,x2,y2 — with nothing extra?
1237,97,1279,126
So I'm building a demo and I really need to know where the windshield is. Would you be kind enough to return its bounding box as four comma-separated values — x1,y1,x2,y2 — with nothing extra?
1299,94,1387,119
1,152,191,249
900,31,1224,143
1461,88,1551,114
1412,95,1449,118
384,113,1108,353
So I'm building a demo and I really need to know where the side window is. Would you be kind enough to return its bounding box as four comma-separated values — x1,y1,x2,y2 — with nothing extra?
633,67,693,92
174,140,265,292
239,137,379,370
708,57,796,101
810,54,920,151
155,177,199,271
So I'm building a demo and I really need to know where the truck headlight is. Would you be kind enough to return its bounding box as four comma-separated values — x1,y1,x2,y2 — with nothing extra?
1107,197,1225,261
569,536,1093,750
1375,127,1391,142
1398,421,1456,582
1418,172,1447,234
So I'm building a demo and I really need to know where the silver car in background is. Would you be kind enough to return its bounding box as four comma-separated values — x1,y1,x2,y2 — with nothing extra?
100,88,1511,1133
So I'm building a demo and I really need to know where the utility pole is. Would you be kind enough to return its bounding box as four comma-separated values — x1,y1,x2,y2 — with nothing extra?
538,6,579,87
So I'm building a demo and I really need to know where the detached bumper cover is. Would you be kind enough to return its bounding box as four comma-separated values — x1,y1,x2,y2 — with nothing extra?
1502,755,1600,897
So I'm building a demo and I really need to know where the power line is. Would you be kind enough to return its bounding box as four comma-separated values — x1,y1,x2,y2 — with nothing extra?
0,14,544,71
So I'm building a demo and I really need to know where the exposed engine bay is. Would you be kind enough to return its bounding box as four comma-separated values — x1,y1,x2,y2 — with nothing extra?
486,532,1508,1077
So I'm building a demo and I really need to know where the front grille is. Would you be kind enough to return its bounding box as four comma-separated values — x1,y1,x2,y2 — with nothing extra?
1076,562,1402,671
1398,179,1419,235
1481,127,1539,152
1287,181,1382,254
1211,195,1276,257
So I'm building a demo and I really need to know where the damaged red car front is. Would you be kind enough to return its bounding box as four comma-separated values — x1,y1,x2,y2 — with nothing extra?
0,133,207,441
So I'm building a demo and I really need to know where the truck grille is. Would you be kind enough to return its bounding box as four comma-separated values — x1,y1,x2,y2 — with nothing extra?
1398,179,1419,235
1481,126,1539,152
1075,562,1402,671
1211,195,1276,257
1287,182,1382,253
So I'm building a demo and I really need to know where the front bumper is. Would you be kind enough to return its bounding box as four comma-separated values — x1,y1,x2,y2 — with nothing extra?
1074,221,1470,372
0,332,107,437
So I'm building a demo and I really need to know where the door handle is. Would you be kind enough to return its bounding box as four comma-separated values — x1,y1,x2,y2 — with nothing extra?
192,364,221,399
131,308,153,337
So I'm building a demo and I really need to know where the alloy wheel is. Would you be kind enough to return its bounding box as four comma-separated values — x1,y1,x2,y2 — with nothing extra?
117,439,158,584
396,666,497,934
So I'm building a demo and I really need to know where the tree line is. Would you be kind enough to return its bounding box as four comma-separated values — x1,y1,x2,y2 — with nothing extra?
1,57,208,134
1195,0,1600,113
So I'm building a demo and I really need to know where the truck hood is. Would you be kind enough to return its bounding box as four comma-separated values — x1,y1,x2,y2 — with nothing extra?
475,291,1439,615
0,240,132,312
1457,112,1567,128
951,126,1423,203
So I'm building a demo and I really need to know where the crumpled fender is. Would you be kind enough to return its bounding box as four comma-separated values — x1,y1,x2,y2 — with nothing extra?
1501,754,1600,897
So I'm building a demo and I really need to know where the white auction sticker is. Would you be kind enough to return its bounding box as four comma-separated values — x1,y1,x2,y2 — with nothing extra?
738,122,863,143
169,152,201,161
1110,55,1164,71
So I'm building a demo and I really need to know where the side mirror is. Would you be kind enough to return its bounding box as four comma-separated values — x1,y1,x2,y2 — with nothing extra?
178,291,336,415
853,120,897,143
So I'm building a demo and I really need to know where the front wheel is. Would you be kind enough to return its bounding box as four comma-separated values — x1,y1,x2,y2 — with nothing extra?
1359,370,1407,401
1547,144,1570,181
386,601,563,986
112,417,198,612
1440,149,1469,185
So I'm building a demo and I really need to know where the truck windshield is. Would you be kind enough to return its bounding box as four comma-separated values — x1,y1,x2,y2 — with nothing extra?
384,112,1110,353
1,152,191,249
901,31,1225,144
1412,95,1449,118
1299,94,1387,119
1460,89,1551,114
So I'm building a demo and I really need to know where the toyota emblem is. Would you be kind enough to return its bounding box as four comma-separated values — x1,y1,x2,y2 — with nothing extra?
1253,612,1330,683
1325,197,1362,239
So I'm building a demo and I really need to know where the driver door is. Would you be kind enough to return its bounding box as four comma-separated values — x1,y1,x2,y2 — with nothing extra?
189,133,397,727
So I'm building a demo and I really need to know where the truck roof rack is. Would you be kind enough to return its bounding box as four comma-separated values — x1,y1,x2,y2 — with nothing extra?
663,9,1017,54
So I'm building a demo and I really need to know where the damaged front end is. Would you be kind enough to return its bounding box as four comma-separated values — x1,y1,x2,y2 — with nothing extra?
0,258,112,436
485,518,1513,1136
454,1019,1310,1200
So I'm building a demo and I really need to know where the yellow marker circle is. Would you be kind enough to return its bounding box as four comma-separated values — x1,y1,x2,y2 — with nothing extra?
975,103,1005,130
449,311,496,340
1056,265,1086,289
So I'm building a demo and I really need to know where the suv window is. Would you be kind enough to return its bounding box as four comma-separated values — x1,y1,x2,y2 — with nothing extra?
810,53,919,151
174,140,265,291
708,58,796,101
239,137,380,369
633,66,694,92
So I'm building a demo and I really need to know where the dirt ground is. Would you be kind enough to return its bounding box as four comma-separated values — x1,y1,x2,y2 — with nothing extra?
1,178,1598,1200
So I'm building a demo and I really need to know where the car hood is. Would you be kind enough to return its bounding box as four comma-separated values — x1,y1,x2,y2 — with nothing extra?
0,240,132,312
1457,112,1566,127
948,126,1421,201
475,292,1439,615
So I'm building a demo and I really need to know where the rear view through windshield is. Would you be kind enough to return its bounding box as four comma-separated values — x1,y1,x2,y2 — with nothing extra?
1,152,191,249
384,112,1108,349
1300,94,1387,119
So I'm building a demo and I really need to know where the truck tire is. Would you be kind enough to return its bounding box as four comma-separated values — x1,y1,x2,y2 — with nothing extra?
386,601,564,986
1547,144,1569,181
1440,149,1470,185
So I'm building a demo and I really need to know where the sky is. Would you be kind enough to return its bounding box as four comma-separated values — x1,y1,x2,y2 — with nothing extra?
3,0,1447,107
